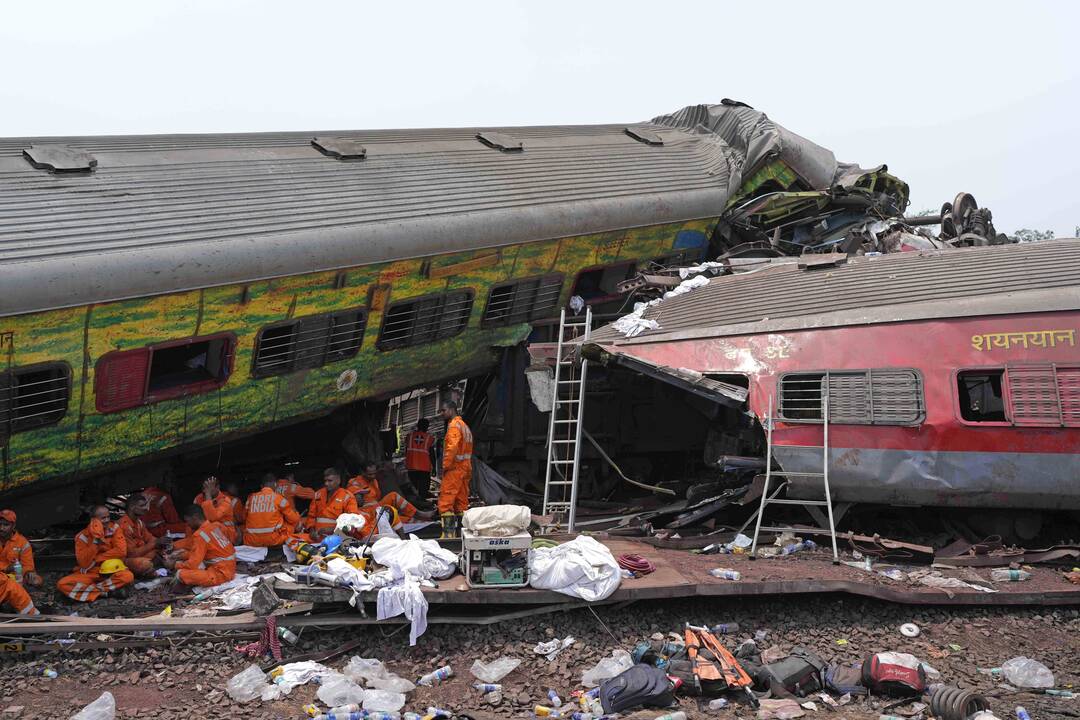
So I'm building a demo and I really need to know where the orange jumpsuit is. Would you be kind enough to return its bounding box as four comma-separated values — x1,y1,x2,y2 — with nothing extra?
142,486,184,537
194,491,240,543
347,475,420,526
0,531,41,587
242,488,300,547
305,487,358,537
276,478,316,510
174,521,237,587
0,574,38,615
439,415,473,514
117,514,157,577
57,519,135,602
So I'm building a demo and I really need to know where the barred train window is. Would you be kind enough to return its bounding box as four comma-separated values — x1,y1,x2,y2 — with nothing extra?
377,290,474,350
252,309,366,378
779,369,924,425
0,363,71,442
482,275,563,327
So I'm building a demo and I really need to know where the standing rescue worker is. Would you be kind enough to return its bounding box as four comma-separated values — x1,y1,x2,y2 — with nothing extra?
57,506,136,602
404,419,437,509
274,471,316,511
243,475,300,547
0,509,42,587
117,494,159,577
193,476,240,543
0,574,38,616
305,468,358,541
165,505,237,588
141,481,183,537
438,400,473,539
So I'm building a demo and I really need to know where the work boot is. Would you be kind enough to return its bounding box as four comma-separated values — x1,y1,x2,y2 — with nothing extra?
454,513,464,539
439,513,454,540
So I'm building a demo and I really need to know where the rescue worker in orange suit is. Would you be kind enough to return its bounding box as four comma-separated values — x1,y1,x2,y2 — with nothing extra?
0,509,43,587
243,475,301,547
438,400,473,538
117,494,159,578
141,480,184,537
272,471,316,511
193,476,240,543
404,419,437,510
164,505,237,588
305,468,358,541
0,574,38,616
57,505,136,602
348,461,431,529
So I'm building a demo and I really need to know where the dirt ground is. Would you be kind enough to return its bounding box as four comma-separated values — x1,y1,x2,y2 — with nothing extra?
2,594,1078,720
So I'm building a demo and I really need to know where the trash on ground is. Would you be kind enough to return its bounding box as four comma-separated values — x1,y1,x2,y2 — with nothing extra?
470,656,521,683
1001,656,1055,689
71,692,115,720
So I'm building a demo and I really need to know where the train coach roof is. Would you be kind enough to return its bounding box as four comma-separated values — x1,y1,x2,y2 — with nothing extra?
0,101,860,318
589,239,1080,345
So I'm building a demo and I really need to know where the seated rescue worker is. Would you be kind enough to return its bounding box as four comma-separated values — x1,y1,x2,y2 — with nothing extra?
348,461,431,528
165,505,237,588
117,494,159,578
243,475,300,547
0,509,43,587
0,574,38,616
193,475,240,542
274,470,316,511
141,479,184,537
57,505,136,602
305,467,358,541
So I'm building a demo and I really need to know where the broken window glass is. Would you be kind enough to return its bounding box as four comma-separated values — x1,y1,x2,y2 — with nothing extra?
957,370,1006,422
377,290,474,350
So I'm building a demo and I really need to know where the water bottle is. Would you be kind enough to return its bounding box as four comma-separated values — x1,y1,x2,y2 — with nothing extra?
991,568,1031,582
404,714,423,720
547,689,562,706
1046,689,1075,698
708,698,729,710
12,559,22,584
318,705,360,717
710,622,740,635
312,713,364,720
473,683,502,693
42,668,57,679
417,664,453,686
277,626,299,645
1016,708,1031,720
426,707,453,718
780,539,816,556
708,568,741,580
534,705,560,717
880,716,908,720
364,713,398,720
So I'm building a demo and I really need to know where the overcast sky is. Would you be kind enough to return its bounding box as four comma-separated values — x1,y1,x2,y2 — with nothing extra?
2,1,1077,236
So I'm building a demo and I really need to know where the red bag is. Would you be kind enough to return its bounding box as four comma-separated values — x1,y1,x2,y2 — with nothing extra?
861,652,927,696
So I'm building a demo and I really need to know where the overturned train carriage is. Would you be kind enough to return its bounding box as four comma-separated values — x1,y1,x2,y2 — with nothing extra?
0,101,886,525
585,240,1080,512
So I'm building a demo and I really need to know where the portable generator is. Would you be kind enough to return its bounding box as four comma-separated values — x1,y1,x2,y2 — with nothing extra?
460,529,531,588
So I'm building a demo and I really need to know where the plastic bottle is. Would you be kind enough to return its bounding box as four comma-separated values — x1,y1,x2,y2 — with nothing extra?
880,716,907,720
653,712,687,720
417,665,453,686
708,698,729,709
316,705,360,717
534,705,560,717
1016,707,1031,720
312,713,364,720
548,689,562,707
710,622,740,635
780,539,817,556
277,626,299,645
1046,689,1075,698
474,683,502,693
991,568,1032,582
404,714,423,720
426,707,452,718
42,668,57,679
12,559,22,584
708,568,741,581
569,713,594,720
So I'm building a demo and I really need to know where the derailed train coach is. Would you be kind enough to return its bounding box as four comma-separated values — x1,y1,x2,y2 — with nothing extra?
0,101,905,526
583,240,1080,535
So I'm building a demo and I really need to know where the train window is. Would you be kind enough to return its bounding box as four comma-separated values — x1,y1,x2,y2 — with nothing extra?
252,308,366,378
95,334,234,413
571,263,636,304
377,290,474,350
482,275,564,327
957,370,1006,422
1005,363,1080,427
781,369,924,425
0,363,71,442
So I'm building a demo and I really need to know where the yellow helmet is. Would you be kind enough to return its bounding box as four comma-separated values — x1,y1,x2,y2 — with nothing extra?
99,559,127,575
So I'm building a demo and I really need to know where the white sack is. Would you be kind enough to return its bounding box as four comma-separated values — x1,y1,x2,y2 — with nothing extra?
372,534,457,581
461,505,532,536
528,535,621,601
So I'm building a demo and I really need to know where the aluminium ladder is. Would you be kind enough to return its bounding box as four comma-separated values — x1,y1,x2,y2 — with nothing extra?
750,393,839,562
542,306,592,531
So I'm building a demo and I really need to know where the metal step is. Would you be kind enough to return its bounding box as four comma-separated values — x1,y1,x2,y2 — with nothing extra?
763,499,829,506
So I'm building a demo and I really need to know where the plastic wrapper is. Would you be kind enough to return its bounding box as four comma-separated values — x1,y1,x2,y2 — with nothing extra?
344,656,387,684
581,649,634,687
368,673,416,693
470,657,522,683
317,674,367,706
1002,657,1055,689
72,692,116,720
363,689,406,712
226,664,268,703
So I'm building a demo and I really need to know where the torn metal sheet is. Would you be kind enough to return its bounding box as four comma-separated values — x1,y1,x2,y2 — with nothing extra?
588,346,747,407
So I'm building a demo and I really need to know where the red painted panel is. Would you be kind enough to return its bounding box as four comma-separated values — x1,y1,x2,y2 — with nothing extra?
94,348,150,413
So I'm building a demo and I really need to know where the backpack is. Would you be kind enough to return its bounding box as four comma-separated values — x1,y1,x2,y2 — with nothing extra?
824,662,867,695
760,647,827,697
861,652,927,697
599,664,676,714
